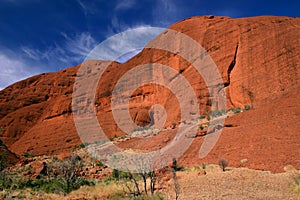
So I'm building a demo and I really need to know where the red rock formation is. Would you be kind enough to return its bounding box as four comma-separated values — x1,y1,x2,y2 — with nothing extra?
0,16,299,172
0,139,18,167
0,66,80,155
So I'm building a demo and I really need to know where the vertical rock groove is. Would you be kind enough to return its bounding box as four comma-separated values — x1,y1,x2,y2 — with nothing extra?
224,43,239,87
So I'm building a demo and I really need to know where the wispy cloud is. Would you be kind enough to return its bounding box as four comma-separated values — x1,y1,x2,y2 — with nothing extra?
62,32,97,58
0,53,40,90
1,32,98,90
21,46,42,60
21,32,98,65
87,26,164,63
115,0,136,11
76,0,96,15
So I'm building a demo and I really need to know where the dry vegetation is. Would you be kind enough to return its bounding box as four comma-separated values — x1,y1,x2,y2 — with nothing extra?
1,156,299,200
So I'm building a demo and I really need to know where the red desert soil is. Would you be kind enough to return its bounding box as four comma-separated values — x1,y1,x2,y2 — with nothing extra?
0,16,299,172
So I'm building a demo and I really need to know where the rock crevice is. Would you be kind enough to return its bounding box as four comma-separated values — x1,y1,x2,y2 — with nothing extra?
224,42,239,88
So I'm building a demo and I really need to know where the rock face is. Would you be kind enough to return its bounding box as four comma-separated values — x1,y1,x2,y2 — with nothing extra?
0,16,299,172
0,139,18,167
0,66,80,155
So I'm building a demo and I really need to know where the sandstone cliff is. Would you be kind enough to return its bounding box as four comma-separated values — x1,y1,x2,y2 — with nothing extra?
0,16,299,172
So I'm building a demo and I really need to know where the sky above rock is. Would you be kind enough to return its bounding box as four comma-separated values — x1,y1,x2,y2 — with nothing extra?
0,0,299,90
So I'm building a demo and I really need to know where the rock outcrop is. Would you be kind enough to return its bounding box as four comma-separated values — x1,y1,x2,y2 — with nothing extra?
0,16,299,172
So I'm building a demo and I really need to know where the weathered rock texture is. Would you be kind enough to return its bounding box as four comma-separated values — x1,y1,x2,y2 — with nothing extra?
0,16,299,172
0,139,18,167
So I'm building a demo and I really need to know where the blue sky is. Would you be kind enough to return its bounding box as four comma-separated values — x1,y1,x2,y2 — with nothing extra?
0,0,299,90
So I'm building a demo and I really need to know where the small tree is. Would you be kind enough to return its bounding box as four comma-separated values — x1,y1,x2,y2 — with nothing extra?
171,158,180,200
218,158,229,172
45,152,84,194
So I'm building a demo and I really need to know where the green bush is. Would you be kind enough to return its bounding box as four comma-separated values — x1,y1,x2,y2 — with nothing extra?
96,161,104,167
0,152,94,194
73,142,89,150
23,151,35,158
112,169,120,180
104,177,113,185
0,173,13,190
0,175,94,194
244,105,252,110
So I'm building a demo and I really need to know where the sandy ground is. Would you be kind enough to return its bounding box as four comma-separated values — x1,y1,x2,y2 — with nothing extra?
163,166,299,200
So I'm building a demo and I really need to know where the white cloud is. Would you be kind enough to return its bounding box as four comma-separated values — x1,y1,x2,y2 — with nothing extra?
21,32,98,65
21,46,42,60
6,26,163,89
62,32,97,58
87,26,164,63
76,0,96,15
0,53,40,90
115,0,136,11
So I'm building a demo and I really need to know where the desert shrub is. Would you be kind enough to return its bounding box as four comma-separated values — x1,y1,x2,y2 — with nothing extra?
23,151,35,158
104,177,113,185
110,135,127,141
209,110,226,118
45,153,84,193
0,153,94,194
218,158,229,172
0,151,8,171
0,175,94,194
73,142,89,150
0,172,13,190
290,174,300,195
228,107,242,114
244,105,252,110
112,169,120,180
0,160,6,171
96,161,104,167
111,167,158,197
199,124,205,130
